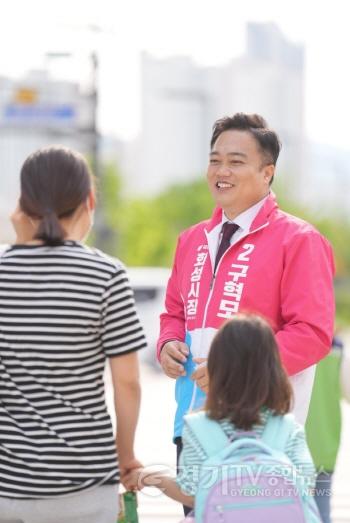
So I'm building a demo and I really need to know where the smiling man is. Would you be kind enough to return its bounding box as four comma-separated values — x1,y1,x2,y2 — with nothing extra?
157,113,335,512
207,125,275,220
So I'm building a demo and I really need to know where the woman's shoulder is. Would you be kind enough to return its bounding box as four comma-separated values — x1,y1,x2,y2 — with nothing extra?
68,243,129,278
0,244,10,255
2,242,132,286
83,245,125,270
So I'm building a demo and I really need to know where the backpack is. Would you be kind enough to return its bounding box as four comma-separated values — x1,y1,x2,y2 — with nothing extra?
182,411,321,523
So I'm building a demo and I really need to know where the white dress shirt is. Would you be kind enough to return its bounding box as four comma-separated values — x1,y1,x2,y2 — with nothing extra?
205,192,315,425
206,194,269,269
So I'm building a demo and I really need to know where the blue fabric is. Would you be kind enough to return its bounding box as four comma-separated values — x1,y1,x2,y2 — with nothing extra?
174,331,206,439
314,472,333,523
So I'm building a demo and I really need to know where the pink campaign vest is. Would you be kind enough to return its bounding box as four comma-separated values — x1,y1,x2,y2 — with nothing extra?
158,193,335,437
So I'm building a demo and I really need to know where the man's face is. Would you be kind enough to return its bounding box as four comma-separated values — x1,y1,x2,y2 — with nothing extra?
207,130,274,219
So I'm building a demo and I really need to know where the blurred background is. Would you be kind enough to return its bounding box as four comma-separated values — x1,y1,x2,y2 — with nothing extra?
1,1,350,520
0,0,349,324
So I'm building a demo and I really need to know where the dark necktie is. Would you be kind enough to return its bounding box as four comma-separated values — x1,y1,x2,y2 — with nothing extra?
214,222,239,272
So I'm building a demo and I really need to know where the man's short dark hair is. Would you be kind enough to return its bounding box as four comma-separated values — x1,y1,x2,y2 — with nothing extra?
210,113,281,167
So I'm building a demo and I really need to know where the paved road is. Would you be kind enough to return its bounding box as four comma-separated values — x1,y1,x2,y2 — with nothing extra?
332,403,350,521
332,331,350,522
106,351,350,522
105,363,182,521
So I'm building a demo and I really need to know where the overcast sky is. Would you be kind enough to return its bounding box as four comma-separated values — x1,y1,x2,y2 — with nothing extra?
0,0,348,149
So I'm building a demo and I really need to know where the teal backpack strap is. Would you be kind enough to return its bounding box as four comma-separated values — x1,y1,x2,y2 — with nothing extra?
184,412,229,457
261,413,295,452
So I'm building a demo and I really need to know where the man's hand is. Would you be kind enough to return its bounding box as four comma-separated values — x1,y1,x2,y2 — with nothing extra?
160,341,189,379
191,358,209,393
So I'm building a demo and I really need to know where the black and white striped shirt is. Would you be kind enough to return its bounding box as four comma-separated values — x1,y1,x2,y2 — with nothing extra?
0,241,146,498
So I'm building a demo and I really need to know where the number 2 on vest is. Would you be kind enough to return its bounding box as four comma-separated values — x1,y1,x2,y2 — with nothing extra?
237,244,255,261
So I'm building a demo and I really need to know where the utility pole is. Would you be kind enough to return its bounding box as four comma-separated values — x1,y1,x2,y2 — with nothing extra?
90,51,99,181
89,50,115,252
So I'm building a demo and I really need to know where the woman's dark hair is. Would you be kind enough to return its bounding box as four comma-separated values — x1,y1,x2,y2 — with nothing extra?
205,314,292,430
210,113,281,184
19,146,93,246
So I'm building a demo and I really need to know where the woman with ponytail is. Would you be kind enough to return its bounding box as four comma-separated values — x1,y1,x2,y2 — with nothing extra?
0,146,146,523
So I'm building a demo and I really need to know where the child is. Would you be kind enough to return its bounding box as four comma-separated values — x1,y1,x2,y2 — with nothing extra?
124,314,316,509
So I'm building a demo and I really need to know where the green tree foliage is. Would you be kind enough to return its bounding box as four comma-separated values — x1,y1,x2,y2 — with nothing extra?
117,180,215,266
100,166,350,325
274,188,350,327
274,188,350,278
100,167,215,266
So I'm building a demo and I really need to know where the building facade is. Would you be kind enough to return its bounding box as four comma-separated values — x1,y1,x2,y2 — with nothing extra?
0,70,96,242
130,22,305,196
